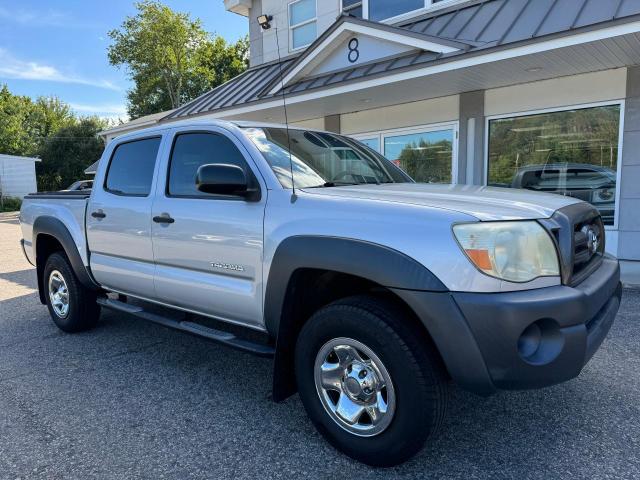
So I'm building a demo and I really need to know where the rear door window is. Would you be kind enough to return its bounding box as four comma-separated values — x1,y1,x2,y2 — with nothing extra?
105,137,161,196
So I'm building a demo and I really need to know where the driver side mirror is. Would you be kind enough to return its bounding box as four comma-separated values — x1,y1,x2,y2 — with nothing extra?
196,164,259,200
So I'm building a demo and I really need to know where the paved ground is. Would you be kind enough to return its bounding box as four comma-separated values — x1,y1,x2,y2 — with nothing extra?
1,218,639,479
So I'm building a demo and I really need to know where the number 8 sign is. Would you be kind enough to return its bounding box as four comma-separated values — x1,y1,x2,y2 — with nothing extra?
348,38,360,63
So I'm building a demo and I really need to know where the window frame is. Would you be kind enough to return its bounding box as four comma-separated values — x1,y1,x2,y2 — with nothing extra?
351,121,459,184
340,0,465,24
483,100,625,231
342,0,364,17
288,0,317,52
103,135,162,198
164,130,261,201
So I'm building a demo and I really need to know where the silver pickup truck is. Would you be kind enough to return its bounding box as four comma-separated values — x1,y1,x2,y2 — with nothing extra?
19,120,621,466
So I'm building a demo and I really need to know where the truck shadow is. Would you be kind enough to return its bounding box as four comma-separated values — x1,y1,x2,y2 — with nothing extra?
0,268,38,293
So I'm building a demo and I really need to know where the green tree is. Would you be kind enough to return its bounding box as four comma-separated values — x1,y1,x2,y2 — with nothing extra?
0,85,75,157
0,85,36,156
397,139,453,183
198,35,249,88
108,0,248,119
28,96,75,144
36,118,107,192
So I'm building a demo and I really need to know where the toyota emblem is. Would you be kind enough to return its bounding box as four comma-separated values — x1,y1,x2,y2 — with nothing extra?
586,227,599,255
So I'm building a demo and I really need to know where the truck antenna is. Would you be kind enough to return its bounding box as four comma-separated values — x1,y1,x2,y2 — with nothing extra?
258,15,296,199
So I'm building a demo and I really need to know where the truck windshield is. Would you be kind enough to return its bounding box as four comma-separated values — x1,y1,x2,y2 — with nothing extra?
243,127,411,188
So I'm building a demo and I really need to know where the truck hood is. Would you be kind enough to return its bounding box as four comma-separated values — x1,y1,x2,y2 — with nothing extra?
301,184,582,221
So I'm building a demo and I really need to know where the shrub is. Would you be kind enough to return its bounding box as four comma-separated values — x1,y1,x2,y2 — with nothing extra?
0,196,22,212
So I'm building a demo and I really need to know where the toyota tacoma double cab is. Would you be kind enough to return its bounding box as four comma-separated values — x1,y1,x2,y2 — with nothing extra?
19,120,621,466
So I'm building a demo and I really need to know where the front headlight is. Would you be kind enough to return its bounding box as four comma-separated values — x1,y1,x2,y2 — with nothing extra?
453,221,559,283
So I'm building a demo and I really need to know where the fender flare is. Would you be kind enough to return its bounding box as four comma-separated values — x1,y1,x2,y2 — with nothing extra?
264,235,448,401
33,216,100,304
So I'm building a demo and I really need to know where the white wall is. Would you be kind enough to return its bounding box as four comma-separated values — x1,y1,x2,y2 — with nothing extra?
259,0,341,64
340,95,459,135
290,117,325,129
485,69,627,117
0,156,38,198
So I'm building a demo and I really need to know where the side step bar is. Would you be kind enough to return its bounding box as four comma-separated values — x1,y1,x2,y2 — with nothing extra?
97,297,275,358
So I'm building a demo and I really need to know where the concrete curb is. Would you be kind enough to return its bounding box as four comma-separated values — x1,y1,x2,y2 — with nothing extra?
0,211,19,220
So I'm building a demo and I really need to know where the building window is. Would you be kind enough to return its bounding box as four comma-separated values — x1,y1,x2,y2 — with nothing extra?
342,0,363,18
289,0,317,51
487,104,622,227
342,0,454,22
358,137,380,152
384,128,455,184
353,123,457,184
369,0,423,21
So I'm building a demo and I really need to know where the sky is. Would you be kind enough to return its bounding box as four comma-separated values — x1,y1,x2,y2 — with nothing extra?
0,0,248,120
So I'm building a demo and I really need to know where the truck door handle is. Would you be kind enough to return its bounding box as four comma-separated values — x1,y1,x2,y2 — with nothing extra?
153,214,175,224
91,210,106,219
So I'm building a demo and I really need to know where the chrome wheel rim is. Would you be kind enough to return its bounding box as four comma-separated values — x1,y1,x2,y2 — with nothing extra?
314,337,396,437
48,270,69,318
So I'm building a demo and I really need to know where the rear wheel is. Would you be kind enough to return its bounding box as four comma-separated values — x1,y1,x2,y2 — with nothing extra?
295,295,448,467
43,252,100,332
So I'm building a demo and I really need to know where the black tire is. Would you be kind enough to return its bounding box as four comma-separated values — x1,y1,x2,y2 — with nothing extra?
295,295,448,467
43,252,100,333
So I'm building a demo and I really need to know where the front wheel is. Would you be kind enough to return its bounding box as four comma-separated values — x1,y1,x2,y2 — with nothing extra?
43,252,100,332
295,295,448,467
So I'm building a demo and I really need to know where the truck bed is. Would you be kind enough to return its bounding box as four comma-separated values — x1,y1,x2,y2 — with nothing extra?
20,193,90,267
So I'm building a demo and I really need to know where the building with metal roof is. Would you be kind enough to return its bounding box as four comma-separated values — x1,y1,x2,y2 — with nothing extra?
100,0,640,275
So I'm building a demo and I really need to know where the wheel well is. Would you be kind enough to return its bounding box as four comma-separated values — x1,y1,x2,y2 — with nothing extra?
272,268,447,401
35,234,65,304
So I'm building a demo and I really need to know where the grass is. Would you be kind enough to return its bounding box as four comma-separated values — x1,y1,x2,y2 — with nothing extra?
0,196,22,213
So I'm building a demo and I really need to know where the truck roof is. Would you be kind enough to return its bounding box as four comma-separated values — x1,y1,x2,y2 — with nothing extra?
111,118,324,143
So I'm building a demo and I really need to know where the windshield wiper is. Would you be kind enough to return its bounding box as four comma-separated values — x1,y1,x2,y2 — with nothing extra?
307,182,336,188
307,182,361,188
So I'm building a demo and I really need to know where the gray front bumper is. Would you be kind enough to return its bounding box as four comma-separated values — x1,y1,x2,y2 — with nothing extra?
393,255,621,395
452,255,621,391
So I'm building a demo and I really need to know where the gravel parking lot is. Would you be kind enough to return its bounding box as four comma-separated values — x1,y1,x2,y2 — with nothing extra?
1,217,639,479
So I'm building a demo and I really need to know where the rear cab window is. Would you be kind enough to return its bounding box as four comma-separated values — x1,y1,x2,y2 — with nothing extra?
104,137,162,196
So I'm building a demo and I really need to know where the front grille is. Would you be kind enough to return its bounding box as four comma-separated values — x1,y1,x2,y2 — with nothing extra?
571,216,605,285
541,203,605,286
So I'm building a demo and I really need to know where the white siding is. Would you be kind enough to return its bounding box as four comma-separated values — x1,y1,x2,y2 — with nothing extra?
484,69,627,117
0,155,39,198
259,0,341,63
340,94,459,135
290,117,325,129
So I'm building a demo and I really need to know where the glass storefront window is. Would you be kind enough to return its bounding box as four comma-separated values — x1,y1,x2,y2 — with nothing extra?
384,129,454,183
358,137,380,152
487,105,621,226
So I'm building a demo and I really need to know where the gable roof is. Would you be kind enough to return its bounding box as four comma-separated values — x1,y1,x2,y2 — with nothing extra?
166,0,640,121
264,15,475,95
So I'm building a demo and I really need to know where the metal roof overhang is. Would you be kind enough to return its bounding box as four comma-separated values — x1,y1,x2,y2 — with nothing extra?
197,19,640,124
